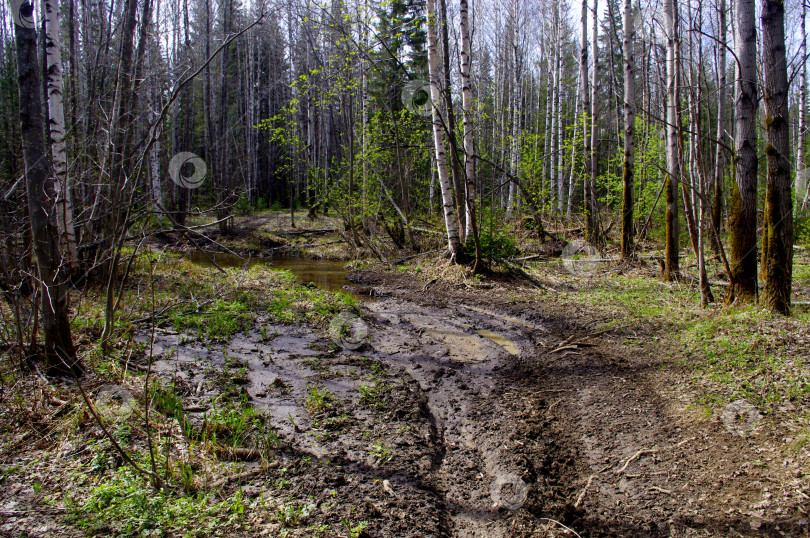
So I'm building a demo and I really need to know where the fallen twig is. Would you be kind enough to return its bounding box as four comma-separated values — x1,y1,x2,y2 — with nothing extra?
0,508,66,516
550,345,579,354
214,445,268,461
538,518,583,537
210,469,262,488
615,448,659,474
574,475,596,508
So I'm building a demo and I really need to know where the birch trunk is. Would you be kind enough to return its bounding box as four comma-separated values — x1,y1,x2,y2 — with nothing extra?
43,0,79,272
567,74,581,219
439,0,465,239
427,0,461,258
620,0,635,259
663,0,680,281
460,0,477,242
13,0,80,375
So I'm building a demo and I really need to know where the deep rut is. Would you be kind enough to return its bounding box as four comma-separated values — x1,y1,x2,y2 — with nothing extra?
363,296,581,536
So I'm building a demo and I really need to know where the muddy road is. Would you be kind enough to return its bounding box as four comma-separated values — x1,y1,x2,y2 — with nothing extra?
144,268,809,537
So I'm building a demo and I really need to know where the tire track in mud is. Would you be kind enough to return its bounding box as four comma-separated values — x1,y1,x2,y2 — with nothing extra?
363,296,584,536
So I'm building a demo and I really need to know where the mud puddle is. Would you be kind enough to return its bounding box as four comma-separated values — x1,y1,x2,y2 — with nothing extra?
188,250,352,292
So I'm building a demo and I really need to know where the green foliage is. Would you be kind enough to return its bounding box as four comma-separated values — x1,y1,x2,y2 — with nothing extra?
267,270,358,324
277,501,316,528
205,396,278,450
170,299,252,341
342,519,370,537
466,208,519,263
70,467,249,537
305,384,336,414
369,441,392,465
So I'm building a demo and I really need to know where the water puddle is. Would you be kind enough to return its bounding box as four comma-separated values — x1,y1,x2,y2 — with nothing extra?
187,250,350,292
476,330,520,356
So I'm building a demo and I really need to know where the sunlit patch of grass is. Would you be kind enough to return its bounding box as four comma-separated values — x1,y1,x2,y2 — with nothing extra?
305,384,336,414
68,465,252,537
267,270,358,324
169,298,252,341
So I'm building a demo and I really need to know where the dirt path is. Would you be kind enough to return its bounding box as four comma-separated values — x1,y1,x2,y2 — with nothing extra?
140,268,809,537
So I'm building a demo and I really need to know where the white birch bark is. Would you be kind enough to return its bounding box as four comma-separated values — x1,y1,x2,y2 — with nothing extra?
427,0,461,257
460,0,476,240
44,0,79,270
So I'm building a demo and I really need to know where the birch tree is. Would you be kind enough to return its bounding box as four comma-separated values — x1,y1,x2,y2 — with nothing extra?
43,0,79,271
13,0,80,375
620,0,634,259
460,0,481,267
427,0,461,258
799,0,809,213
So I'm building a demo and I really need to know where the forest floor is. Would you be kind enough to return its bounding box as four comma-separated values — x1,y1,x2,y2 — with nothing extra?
1,210,810,537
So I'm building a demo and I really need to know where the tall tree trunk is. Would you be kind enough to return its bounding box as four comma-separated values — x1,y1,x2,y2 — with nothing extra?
459,0,481,271
620,0,635,259
761,0,793,314
427,0,461,258
510,33,523,216
663,0,680,281
589,0,599,241
13,0,80,375
43,0,79,272
799,0,809,213
712,0,728,251
460,0,480,270
728,0,758,300
581,0,592,232
567,74,581,219
439,0,465,240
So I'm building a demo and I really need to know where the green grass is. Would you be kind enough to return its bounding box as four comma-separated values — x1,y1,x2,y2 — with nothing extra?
358,380,389,410
204,396,278,451
69,466,251,537
527,261,810,416
305,384,336,414
267,271,358,324
369,441,392,465
678,306,810,410
169,299,253,341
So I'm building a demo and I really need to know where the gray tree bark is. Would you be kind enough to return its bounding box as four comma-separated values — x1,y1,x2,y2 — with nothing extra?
728,0,759,300
761,0,793,314
13,0,80,375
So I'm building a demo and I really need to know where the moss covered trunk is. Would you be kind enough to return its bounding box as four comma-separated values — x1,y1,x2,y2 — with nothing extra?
761,0,793,314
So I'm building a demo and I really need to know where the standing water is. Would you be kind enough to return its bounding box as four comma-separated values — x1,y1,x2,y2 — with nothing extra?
187,250,351,293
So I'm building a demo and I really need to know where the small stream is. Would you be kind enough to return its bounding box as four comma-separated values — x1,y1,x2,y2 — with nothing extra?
187,250,351,292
